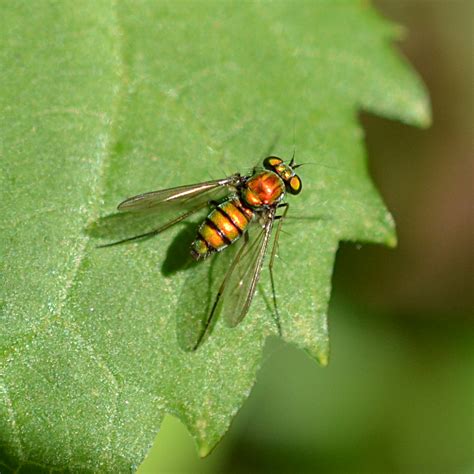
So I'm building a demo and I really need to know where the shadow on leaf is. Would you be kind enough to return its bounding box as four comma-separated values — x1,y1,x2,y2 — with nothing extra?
86,211,201,276
86,210,162,243
161,223,200,276
175,250,230,352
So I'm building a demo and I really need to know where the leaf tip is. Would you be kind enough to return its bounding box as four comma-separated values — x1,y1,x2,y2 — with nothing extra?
316,352,329,367
411,95,432,129
198,443,213,458
304,342,330,367
386,232,398,248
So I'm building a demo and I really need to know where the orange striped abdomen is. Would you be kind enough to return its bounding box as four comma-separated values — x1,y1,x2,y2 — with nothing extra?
191,197,253,260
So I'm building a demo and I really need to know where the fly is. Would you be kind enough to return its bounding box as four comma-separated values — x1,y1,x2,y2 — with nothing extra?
103,155,302,350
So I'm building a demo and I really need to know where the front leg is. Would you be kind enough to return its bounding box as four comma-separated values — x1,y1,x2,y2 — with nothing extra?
268,202,289,335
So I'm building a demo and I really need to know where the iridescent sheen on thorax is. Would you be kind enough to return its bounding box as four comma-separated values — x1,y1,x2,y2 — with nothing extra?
241,171,285,208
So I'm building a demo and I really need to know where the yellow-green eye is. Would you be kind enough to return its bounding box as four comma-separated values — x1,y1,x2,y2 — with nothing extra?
288,175,302,194
263,156,283,170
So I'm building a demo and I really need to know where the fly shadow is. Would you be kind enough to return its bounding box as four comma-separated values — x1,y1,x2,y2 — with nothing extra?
86,208,228,351
86,210,204,276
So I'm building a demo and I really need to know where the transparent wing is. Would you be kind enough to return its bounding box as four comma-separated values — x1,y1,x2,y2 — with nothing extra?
118,175,240,211
175,234,247,350
220,208,276,327
176,208,276,351
90,175,240,247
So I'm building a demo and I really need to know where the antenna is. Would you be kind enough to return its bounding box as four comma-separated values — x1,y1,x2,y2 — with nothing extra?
289,119,296,166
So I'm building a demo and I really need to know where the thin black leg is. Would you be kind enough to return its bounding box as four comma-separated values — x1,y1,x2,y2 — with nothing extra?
269,203,289,335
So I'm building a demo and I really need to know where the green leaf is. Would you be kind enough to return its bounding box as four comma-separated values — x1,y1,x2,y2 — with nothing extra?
0,0,430,471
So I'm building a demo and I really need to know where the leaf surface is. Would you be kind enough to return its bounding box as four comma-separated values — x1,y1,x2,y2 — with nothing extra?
0,1,429,471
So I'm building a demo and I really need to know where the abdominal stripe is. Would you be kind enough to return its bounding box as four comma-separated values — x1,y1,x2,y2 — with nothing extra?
205,218,232,246
216,207,242,236
232,199,252,218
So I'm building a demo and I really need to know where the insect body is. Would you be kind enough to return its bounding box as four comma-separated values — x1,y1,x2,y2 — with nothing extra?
106,155,302,349
191,166,295,259
191,196,254,259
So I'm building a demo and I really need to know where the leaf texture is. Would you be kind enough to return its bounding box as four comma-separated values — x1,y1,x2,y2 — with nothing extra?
0,1,430,471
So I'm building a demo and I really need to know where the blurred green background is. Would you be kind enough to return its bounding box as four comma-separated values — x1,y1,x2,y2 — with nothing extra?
139,1,473,473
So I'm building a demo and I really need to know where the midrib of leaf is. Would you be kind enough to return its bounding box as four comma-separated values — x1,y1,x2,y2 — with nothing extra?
2,5,125,355
0,2,127,470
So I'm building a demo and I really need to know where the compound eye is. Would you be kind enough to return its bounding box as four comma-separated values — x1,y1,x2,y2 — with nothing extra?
288,175,302,195
263,156,283,170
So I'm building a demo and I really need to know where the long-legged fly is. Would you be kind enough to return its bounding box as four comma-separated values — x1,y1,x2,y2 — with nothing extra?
102,156,302,350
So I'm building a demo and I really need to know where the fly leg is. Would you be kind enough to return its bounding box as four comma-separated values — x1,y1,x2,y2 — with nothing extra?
193,231,250,350
269,202,289,336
